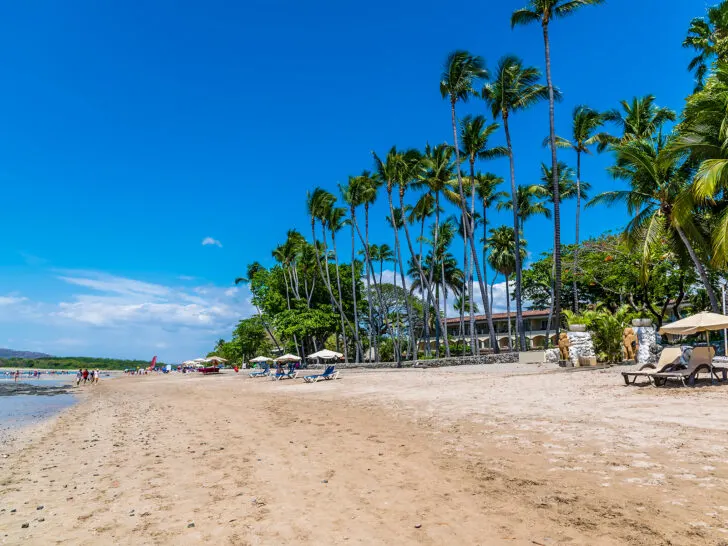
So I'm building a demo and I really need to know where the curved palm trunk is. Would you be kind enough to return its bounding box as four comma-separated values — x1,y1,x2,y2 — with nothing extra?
502,112,526,352
442,257,451,357
395,191,423,360
387,189,404,365
328,229,350,363
543,22,562,349
399,190,448,358
350,207,362,362
675,225,719,312
451,100,498,353
310,219,351,360
460,225,467,355
419,214,431,357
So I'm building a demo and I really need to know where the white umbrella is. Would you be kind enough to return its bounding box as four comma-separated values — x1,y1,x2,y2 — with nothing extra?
250,355,274,363
275,353,301,363
307,349,343,360
205,356,228,363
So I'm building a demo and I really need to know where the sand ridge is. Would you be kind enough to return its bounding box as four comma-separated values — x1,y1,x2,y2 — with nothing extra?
0,364,727,545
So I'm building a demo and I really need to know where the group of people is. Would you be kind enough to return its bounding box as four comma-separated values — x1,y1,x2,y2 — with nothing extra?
76,368,100,385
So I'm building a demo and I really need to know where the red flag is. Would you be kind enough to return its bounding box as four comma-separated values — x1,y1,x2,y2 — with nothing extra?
149,356,157,370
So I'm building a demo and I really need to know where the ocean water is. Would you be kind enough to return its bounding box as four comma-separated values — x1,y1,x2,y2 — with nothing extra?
0,380,77,433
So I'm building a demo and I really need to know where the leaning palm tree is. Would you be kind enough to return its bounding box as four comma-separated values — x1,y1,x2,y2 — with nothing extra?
440,50,497,352
487,226,528,351
589,137,720,312
683,2,728,91
460,114,504,354
512,0,604,350
483,55,550,350
551,106,609,309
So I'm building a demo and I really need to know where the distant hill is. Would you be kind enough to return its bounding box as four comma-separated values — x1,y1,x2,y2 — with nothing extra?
0,355,164,371
0,348,52,359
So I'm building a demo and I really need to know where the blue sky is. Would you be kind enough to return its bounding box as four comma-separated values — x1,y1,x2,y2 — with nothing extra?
0,0,705,361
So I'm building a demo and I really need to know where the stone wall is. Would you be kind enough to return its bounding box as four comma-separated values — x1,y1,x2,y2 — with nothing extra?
307,352,519,369
566,331,596,366
634,326,661,365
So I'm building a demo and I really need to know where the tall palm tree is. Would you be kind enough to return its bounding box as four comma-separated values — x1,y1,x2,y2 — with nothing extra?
326,205,352,360
487,226,528,351
409,192,437,355
683,2,728,91
589,137,720,312
483,55,550,350
305,188,352,361
460,114,505,354
340,178,364,362
440,50,496,353
374,147,423,360
512,0,604,350
603,95,676,142
551,106,609,309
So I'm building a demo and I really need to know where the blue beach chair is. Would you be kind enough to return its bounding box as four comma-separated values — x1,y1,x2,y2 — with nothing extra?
303,365,339,383
249,363,270,378
271,362,298,381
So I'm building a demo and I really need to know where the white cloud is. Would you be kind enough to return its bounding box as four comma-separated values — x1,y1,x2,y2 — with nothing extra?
178,275,196,281
202,237,222,248
0,295,28,306
0,271,256,362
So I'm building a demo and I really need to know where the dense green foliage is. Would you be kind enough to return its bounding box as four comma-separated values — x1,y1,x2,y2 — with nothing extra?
213,1,728,363
0,356,160,370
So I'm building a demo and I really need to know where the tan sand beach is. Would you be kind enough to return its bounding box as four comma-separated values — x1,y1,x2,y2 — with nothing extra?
1,363,727,545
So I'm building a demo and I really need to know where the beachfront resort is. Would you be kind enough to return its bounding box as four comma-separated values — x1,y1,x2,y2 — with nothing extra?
5,0,728,544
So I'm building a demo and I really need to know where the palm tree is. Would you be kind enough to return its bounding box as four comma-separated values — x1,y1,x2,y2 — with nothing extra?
234,262,282,352
683,2,728,91
340,178,364,362
672,62,728,266
305,188,352,361
409,192,437,355
460,114,505,354
440,50,497,353
487,226,528,351
589,137,720,312
497,184,551,235
603,95,676,142
512,0,604,351
483,55,550,351
551,106,609,309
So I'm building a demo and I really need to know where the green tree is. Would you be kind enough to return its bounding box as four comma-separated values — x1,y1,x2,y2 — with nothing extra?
512,0,605,351
683,2,728,90
440,50,496,352
483,55,550,350
551,106,609,309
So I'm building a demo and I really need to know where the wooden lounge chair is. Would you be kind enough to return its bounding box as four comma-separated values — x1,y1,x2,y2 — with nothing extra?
652,346,727,387
621,347,684,385
303,365,339,383
249,363,270,378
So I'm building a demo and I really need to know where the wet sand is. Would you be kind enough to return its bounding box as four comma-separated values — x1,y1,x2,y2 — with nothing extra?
0,363,727,545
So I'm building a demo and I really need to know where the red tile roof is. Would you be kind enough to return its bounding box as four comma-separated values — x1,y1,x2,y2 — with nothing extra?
445,309,549,324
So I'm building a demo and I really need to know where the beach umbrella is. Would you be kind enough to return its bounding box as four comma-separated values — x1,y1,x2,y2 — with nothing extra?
306,349,343,360
274,353,301,363
205,356,228,363
659,311,728,336
250,355,274,363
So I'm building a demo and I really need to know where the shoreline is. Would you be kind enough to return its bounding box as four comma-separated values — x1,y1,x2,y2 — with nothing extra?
1,364,727,544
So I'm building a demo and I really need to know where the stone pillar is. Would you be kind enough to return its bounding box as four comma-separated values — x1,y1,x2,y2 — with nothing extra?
634,326,660,365
567,331,596,367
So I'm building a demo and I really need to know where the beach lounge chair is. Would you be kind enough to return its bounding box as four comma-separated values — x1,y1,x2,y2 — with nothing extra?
621,347,685,385
249,363,270,378
303,365,339,383
652,346,728,387
271,363,298,381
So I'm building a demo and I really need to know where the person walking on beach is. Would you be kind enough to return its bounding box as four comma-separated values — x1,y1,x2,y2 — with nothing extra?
94,369,100,384
76,368,83,386
82,368,89,384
